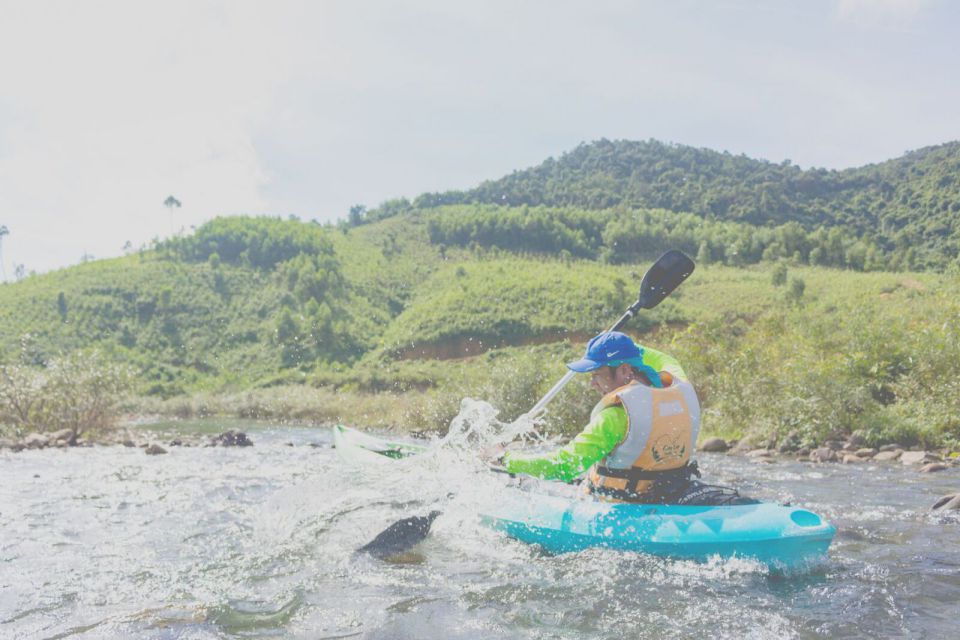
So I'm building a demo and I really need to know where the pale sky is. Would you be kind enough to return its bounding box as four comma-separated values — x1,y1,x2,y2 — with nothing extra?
0,0,958,277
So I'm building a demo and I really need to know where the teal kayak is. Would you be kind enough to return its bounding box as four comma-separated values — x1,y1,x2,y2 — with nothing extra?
483,492,834,567
333,425,835,569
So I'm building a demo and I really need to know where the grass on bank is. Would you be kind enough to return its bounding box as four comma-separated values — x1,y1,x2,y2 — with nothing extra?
130,261,960,451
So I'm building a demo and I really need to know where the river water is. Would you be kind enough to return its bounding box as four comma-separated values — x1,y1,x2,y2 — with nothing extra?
2,416,958,639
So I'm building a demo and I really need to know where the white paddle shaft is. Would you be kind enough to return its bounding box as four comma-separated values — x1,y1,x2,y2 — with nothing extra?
524,308,640,419
526,369,577,418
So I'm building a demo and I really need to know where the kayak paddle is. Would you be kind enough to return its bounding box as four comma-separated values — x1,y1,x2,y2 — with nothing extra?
523,249,695,419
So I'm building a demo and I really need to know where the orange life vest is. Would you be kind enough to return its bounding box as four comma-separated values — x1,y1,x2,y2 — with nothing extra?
586,376,701,501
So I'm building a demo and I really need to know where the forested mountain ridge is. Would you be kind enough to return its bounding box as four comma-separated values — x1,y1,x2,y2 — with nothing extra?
404,139,960,267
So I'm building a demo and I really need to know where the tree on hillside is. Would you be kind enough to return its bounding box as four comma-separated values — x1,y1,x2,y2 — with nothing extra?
785,276,806,305
57,292,68,322
163,195,182,236
348,204,367,227
696,240,711,265
771,262,788,287
0,225,8,281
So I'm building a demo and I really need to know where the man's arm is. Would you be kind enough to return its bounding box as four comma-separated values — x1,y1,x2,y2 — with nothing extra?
502,406,627,483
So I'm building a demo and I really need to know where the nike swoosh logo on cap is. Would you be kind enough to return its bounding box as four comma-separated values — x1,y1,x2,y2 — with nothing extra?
606,351,619,357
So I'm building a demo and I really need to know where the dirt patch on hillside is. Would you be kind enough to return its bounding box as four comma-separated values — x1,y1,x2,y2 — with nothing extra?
395,331,596,360
396,324,683,361
900,278,926,291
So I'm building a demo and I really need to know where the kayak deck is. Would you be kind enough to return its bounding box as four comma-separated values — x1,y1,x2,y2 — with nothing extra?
333,425,835,568
483,490,834,568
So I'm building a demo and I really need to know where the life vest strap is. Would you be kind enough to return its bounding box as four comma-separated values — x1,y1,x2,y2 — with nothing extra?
589,462,702,502
594,465,662,480
595,461,701,482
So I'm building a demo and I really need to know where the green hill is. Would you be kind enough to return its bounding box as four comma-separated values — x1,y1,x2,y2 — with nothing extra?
405,139,960,269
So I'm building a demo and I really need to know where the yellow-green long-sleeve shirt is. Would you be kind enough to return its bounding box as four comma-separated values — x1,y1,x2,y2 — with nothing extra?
637,346,687,384
503,405,628,483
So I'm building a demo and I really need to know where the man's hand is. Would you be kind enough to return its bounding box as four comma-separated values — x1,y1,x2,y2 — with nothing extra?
480,443,507,465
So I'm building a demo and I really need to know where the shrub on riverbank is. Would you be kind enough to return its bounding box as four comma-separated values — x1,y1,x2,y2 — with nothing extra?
673,281,960,449
128,385,461,433
0,344,132,439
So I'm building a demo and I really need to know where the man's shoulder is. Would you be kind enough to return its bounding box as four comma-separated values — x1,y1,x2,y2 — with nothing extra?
595,403,628,426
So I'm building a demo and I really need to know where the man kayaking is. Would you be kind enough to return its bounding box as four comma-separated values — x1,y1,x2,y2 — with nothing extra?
488,330,706,503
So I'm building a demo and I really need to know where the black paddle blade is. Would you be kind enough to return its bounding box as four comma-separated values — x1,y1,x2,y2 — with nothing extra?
356,511,441,560
636,250,695,309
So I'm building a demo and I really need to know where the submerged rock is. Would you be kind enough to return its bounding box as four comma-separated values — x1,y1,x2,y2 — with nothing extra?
842,454,863,464
209,430,253,447
920,462,948,473
145,444,168,455
699,437,729,453
810,447,836,463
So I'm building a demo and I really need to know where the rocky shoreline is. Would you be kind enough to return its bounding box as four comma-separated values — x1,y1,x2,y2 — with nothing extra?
3,427,957,511
699,435,960,511
0,428,254,455
699,435,958,474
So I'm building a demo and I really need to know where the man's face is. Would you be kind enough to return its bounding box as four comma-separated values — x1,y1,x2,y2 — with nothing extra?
590,366,621,395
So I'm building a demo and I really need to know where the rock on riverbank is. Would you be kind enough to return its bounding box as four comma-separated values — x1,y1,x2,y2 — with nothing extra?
208,430,253,447
0,428,255,452
697,435,958,473
0,429,79,451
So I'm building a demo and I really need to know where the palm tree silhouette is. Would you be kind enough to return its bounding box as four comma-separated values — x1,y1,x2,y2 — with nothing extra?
163,196,182,236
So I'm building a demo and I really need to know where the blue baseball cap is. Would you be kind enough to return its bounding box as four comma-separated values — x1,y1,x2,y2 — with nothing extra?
566,331,662,387
566,331,642,372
